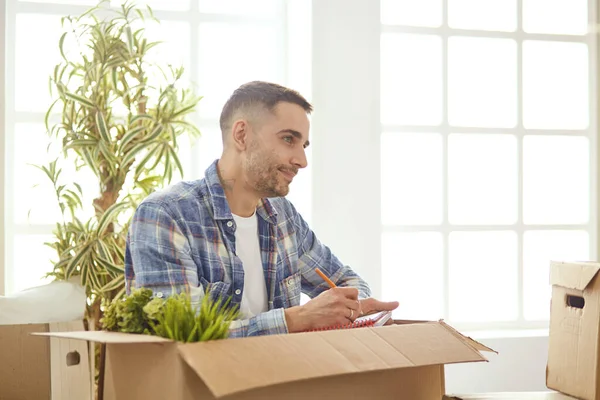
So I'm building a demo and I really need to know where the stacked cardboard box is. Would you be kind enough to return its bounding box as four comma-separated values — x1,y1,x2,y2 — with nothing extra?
546,261,600,400
0,320,91,400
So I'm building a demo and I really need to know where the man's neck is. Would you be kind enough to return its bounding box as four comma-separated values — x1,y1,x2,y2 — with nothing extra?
216,158,260,217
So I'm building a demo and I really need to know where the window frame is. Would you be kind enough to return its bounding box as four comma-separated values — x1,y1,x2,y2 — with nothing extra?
379,0,598,331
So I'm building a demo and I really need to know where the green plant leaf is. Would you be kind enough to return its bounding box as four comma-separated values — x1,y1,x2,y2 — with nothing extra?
134,142,163,179
97,201,129,235
95,110,111,143
140,123,164,144
64,91,95,108
100,275,124,293
121,141,149,168
130,114,153,125
168,145,184,179
66,243,91,278
118,125,147,154
64,139,98,151
81,148,100,176
58,32,68,61
86,253,103,290
96,254,124,275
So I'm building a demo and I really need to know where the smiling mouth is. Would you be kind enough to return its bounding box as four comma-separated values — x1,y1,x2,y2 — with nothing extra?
279,169,297,182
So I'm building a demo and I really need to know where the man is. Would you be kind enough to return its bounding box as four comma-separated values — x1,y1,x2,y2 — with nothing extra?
124,81,398,337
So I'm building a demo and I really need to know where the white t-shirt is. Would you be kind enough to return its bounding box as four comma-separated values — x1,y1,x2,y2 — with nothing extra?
232,212,268,318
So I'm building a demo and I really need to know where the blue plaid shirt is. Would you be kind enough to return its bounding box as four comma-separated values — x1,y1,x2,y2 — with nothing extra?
124,160,371,337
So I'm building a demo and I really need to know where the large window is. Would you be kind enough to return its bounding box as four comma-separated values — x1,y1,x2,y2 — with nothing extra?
3,0,311,294
379,0,596,329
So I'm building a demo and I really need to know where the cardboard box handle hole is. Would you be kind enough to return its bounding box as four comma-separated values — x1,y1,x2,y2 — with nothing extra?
66,351,80,366
566,295,585,309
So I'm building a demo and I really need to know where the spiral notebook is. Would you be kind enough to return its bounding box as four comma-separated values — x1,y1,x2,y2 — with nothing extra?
307,310,393,332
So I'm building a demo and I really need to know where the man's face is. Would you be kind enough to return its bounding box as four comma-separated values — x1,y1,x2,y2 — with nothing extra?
243,102,310,198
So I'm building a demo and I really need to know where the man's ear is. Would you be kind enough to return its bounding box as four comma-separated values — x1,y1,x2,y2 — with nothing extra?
231,120,250,151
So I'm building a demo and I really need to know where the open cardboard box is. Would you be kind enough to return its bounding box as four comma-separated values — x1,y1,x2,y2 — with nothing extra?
32,319,496,400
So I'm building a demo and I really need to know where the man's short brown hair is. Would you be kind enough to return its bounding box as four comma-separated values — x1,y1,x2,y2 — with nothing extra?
219,81,313,138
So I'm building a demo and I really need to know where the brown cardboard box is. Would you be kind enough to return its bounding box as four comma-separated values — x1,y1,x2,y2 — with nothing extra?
546,260,600,400
0,320,92,400
34,320,494,400
444,392,576,399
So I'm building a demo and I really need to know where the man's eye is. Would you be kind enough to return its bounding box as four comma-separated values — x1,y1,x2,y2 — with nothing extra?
283,136,293,143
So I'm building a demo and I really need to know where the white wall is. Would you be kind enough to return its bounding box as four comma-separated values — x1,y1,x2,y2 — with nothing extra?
311,0,382,297
445,333,549,393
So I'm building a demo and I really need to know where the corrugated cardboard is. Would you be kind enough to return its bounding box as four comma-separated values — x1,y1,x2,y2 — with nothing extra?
0,320,91,400
34,320,494,400
547,260,600,400
444,392,576,399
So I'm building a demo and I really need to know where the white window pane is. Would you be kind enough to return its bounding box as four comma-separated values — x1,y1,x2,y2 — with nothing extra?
449,134,517,225
143,21,191,80
112,0,190,10
523,230,589,321
523,41,589,129
523,0,588,35
198,23,282,118
199,0,282,17
11,235,55,294
523,136,589,225
381,34,443,126
15,14,64,112
382,232,444,320
448,0,516,31
173,134,195,181
192,125,224,179
381,133,443,225
14,124,61,225
448,37,517,128
14,123,98,225
381,0,442,27
449,231,518,322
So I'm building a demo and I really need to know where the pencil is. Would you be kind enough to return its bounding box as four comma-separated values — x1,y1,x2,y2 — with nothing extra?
315,268,337,288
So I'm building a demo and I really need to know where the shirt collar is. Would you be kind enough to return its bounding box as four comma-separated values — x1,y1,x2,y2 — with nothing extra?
204,159,279,225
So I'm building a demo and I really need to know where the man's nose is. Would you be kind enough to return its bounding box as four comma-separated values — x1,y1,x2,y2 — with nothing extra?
292,148,308,169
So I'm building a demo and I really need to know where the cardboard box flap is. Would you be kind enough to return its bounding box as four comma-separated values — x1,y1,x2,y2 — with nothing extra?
178,321,489,398
439,320,497,354
32,330,171,344
550,261,600,290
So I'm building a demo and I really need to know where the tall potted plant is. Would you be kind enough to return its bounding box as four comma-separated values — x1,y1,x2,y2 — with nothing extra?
36,0,201,393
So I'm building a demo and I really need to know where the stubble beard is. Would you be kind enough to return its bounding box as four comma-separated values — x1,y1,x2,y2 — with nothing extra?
245,143,290,198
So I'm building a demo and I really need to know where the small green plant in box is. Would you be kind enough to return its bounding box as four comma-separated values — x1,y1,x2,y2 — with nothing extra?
101,288,239,342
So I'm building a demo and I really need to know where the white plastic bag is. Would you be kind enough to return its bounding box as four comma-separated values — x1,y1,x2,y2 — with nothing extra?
0,277,87,325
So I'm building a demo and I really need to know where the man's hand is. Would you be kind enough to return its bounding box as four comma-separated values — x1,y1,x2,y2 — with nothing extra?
359,298,399,316
284,288,399,332
358,297,400,325
285,287,360,332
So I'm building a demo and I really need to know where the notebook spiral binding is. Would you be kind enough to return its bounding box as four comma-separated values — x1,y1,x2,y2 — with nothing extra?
307,319,376,332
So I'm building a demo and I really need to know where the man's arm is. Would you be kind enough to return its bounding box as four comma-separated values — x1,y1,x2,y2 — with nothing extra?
289,203,398,322
125,201,290,338
292,209,371,300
